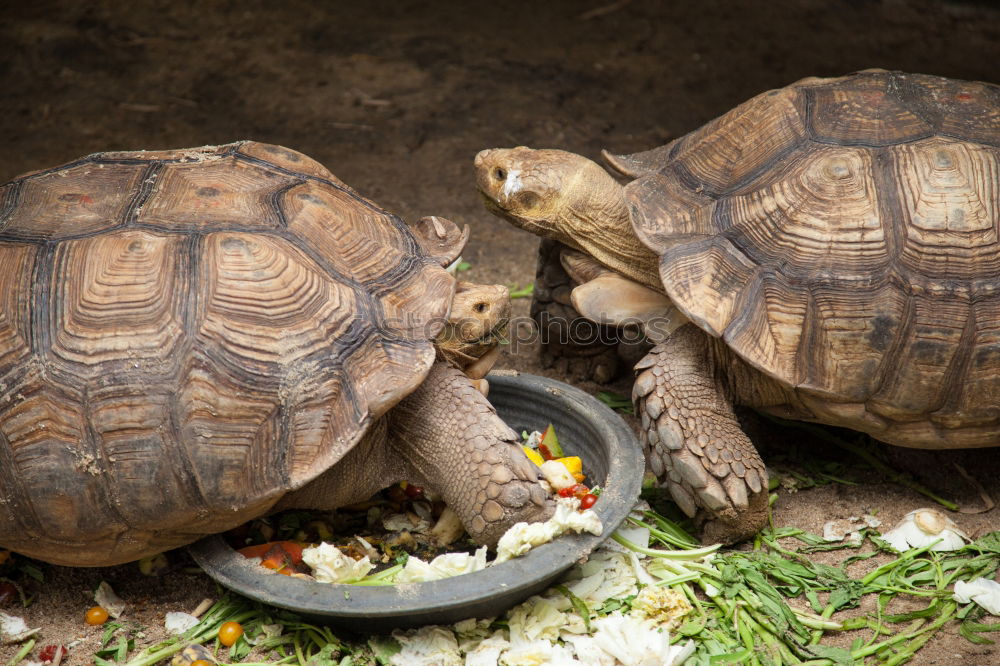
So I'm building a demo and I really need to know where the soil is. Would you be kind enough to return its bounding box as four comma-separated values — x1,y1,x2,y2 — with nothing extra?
1,1,999,664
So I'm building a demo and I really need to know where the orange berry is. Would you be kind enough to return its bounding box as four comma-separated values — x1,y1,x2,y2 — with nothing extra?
85,606,109,625
218,620,244,647
191,661,212,666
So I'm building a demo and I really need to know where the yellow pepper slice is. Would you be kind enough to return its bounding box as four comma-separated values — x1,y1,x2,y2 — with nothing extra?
555,456,582,476
522,446,544,467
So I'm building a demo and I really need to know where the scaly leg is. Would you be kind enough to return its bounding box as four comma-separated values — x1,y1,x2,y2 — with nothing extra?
280,364,554,547
633,324,768,543
388,362,555,546
531,239,621,383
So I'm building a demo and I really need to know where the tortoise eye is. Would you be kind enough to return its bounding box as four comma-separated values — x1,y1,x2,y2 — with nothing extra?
474,302,487,313
494,168,506,181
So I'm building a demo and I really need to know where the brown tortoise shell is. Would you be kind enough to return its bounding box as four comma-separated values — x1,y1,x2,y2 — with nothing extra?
615,70,1000,448
0,141,453,561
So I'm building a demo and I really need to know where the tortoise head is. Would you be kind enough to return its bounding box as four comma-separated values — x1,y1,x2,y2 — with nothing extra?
474,147,630,249
435,281,510,379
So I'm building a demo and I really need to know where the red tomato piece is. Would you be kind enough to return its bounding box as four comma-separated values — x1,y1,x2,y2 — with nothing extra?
39,645,67,662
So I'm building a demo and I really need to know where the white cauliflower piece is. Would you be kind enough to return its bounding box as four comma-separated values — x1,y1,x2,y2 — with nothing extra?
629,585,693,629
882,508,969,552
0,612,38,643
389,626,462,666
395,547,489,583
507,595,570,644
301,542,374,583
954,577,1000,615
561,635,617,666
588,611,694,666
539,459,577,491
465,633,511,666
495,497,603,563
95,581,126,618
500,638,580,665
454,618,502,653
381,511,430,533
164,611,199,635
565,551,638,605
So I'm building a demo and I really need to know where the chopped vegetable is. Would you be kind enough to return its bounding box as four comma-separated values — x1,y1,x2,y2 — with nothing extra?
94,581,125,619
579,493,598,510
137,553,169,576
164,611,200,635
509,282,534,299
217,620,244,647
0,611,37,642
555,455,584,482
429,506,466,546
495,497,604,563
521,445,544,467
882,507,969,552
401,481,424,499
236,541,307,575
301,542,375,583
537,423,563,459
395,547,489,583
85,606,109,625
954,577,1000,615
539,459,576,491
595,390,635,415
557,483,590,499
38,644,66,662
235,540,303,561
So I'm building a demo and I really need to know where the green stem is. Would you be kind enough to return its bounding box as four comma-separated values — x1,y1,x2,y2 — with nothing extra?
611,533,720,561
5,639,35,666
759,415,959,510
862,541,940,586
123,604,259,666
852,602,957,660
350,563,404,585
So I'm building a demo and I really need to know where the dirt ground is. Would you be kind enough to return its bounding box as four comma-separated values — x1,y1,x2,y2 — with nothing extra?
2,1,1000,664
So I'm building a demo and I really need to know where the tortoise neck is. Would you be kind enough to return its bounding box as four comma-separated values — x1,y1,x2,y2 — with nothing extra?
559,173,663,290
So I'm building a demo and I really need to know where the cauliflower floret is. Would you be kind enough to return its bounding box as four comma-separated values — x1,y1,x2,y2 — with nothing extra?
495,497,603,563
301,542,374,583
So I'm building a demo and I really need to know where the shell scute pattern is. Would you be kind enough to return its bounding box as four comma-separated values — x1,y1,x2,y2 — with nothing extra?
626,71,1000,436
0,141,452,559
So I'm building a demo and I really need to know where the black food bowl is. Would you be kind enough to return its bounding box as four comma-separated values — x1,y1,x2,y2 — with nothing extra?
189,371,643,631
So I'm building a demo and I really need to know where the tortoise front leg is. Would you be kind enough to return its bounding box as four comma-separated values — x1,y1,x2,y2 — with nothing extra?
531,239,622,383
388,362,555,546
634,324,769,543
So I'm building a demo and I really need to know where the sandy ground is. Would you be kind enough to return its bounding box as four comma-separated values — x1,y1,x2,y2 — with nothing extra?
1,1,1000,663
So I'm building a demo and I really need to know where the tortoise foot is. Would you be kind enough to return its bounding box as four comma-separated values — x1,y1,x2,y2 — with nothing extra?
634,328,769,544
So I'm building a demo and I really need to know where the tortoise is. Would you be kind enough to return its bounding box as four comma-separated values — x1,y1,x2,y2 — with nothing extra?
0,141,553,566
475,69,1000,542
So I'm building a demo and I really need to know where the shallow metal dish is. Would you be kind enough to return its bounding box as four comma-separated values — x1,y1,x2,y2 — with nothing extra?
189,371,643,631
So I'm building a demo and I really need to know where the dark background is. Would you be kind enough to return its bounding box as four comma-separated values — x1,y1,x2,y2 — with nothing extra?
2,0,998,281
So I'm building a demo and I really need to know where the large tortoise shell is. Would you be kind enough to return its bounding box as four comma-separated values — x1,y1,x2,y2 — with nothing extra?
0,142,453,562
618,70,1000,441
